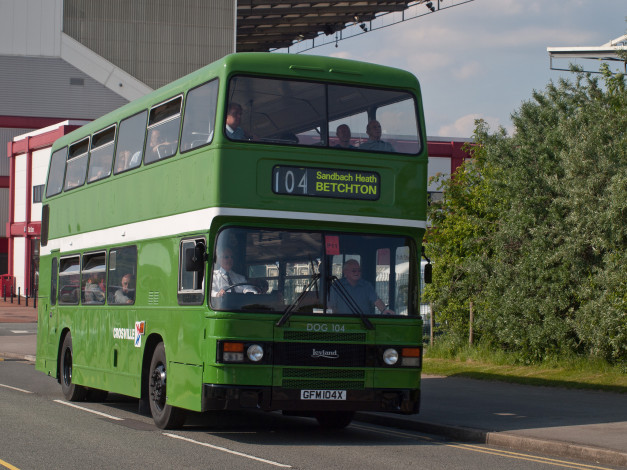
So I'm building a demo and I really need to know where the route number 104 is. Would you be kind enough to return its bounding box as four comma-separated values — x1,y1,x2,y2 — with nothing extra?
273,167,308,195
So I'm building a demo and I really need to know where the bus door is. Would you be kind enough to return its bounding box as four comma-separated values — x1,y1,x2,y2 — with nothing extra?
39,254,59,369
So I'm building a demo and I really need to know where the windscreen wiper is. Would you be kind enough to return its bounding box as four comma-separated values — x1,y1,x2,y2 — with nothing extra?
328,276,374,330
276,272,320,327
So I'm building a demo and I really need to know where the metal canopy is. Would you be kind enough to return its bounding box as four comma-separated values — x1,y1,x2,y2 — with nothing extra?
237,0,459,52
547,35,627,73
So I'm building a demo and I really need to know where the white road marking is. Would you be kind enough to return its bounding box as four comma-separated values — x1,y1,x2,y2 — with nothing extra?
0,383,33,394
163,432,292,468
53,399,124,420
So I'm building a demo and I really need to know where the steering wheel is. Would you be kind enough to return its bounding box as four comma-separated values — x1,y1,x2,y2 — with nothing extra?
223,283,262,294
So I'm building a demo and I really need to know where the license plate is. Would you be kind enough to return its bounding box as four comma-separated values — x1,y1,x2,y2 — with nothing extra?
300,390,346,400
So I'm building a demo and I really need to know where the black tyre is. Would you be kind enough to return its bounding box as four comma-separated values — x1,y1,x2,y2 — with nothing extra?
59,333,87,401
315,411,354,429
148,342,186,429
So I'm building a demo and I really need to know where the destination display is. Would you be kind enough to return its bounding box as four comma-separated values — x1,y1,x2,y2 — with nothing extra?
272,166,380,200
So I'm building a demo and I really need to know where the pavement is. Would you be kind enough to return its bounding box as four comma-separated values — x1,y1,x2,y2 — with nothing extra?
1,300,625,468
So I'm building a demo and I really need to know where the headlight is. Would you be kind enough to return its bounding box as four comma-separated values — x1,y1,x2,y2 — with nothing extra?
383,348,399,365
247,344,264,362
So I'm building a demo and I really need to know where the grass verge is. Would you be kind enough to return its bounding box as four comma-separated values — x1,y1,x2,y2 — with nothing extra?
422,356,627,394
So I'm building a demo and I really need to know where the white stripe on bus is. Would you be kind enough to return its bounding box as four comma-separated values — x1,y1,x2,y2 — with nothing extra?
41,207,426,255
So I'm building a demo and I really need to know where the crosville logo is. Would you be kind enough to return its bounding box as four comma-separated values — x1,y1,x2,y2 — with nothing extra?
311,348,339,359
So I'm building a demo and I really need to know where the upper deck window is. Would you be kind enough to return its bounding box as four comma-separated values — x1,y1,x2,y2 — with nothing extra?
145,96,182,164
226,76,421,155
181,80,219,152
88,125,116,183
46,147,68,198
114,111,147,174
65,138,90,191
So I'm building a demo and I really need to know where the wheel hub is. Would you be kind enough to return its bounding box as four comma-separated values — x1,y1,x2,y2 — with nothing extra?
150,364,167,407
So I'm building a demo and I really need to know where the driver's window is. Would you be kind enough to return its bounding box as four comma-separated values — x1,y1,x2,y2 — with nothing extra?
178,237,205,305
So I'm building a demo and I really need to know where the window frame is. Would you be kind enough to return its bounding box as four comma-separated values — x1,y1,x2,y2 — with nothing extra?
81,251,107,305
58,255,81,305
180,79,219,154
87,124,117,184
33,184,45,204
113,110,148,175
178,237,206,305
210,226,418,316
46,147,68,198
50,257,58,305
64,137,90,191
144,94,184,165
107,245,138,305
225,75,422,155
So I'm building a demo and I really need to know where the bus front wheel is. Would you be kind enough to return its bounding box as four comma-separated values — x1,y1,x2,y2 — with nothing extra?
148,342,186,429
60,333,87,401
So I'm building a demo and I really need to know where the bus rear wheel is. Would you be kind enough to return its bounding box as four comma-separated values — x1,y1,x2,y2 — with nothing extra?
148,342,186,429
315,411,354,429
59,333,87,401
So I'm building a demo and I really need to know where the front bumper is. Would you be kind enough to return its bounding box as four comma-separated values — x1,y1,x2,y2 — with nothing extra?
202,384,420,414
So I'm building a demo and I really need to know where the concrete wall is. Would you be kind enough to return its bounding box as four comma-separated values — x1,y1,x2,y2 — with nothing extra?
63,0,236,89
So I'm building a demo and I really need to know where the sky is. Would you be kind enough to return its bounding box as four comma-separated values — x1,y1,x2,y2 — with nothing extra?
280,0,627,138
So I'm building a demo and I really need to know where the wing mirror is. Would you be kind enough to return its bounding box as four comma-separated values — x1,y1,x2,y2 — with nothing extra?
185,241,208,272
421,246,432,284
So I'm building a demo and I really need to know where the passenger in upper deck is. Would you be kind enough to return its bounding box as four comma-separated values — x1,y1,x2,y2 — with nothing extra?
225,102,247,140
359,120,395,152
146,129,175,161
115,150,131,173
334,124,356,149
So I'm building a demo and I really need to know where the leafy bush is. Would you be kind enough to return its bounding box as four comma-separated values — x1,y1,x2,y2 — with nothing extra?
425,65,627,364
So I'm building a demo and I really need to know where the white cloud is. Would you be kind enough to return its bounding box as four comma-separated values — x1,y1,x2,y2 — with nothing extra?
329,51,353,60
454,61,482,80
437,113,507,138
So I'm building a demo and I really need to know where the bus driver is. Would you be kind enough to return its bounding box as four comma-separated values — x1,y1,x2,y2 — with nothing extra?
211,247,248,297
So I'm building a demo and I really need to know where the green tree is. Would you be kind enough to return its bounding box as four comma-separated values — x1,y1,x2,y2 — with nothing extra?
425,66,627,364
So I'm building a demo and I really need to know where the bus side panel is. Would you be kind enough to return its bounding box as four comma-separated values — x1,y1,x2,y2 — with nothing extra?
97,308,142,397
60,306,89,386
167,362,203,411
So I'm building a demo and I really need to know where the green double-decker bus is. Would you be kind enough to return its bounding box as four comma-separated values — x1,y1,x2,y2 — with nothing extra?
36,52,430,429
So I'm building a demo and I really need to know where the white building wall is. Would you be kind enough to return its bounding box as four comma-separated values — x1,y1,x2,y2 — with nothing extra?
427,157,452,192
14,153,27,223
13,237,25,295
31,147,50,223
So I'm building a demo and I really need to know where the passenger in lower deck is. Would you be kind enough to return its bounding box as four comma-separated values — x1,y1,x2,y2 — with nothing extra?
329,259,394,315
113,273,135,304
